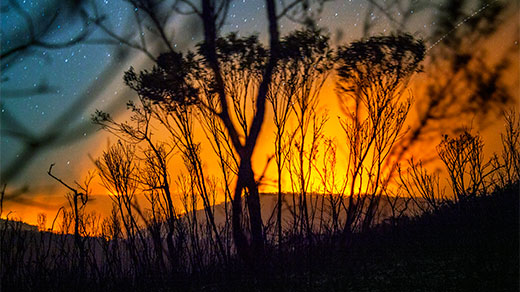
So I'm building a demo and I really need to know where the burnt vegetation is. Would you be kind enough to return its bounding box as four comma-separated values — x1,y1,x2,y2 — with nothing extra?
1,0,519,291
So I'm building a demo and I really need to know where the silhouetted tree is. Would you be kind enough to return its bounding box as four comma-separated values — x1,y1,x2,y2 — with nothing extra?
267,28,332,241
398,158,445,213
336,33,425,236
47,163,93,272
115,0,331,263
493,110,520,187
437,129,498,201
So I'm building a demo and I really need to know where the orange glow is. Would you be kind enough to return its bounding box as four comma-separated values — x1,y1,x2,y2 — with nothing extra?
3,13,519,229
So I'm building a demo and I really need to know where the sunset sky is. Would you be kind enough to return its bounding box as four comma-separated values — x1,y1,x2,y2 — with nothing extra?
1,0,518,225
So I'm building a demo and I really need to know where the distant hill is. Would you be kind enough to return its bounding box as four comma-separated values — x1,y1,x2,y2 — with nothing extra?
0,193,419,236
0,218,38,232
192,192,422,232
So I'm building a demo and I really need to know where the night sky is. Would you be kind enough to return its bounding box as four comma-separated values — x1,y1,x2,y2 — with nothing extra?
1,0,516,223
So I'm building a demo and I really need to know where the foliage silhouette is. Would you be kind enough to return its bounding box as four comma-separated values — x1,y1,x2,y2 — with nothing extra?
335,33,425,236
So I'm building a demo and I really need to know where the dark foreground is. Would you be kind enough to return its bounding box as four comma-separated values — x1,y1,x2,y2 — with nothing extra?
2,182,518,292
220,183,519,292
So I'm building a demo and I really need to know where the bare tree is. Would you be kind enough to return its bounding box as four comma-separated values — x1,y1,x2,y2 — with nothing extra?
267,28,332,243
47,163,93,271
437,129,498,201
335,34,425,237
312,138,343,233
492,110,520,187
398,158,445,213
117,0,331,263
196,0,278,261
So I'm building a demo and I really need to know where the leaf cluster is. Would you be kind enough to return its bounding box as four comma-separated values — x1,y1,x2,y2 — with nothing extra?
123,51,200,111
210,33,268,73
336,33,425,90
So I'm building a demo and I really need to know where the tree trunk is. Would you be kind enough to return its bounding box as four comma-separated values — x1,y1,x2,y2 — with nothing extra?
232,158,264,263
